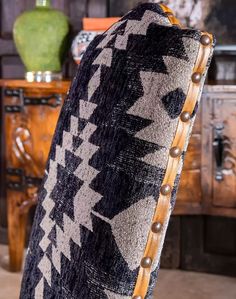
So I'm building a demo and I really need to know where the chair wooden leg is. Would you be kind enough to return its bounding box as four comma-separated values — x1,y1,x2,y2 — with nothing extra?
7,191,27,272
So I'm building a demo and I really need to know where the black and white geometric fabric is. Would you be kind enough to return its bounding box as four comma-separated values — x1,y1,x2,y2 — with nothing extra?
20,3,213,299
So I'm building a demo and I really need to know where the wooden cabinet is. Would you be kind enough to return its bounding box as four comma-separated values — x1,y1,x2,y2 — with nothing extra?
164,85,236,275
175,84,236,218
0,79,70,271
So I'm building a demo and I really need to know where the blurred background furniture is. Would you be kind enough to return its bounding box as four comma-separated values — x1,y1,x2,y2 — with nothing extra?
178,83,236,219
1,79,236,273
0,80,70,271
0,0,236,276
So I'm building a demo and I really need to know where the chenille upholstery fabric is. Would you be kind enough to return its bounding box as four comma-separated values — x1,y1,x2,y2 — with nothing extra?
20,3,214,299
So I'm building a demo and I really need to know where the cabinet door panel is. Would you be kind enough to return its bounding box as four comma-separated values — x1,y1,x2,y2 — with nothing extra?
175,129,202,214
202,89,236,218
183,134,201,170
178,170,201,203
4,89,64,178
212,98,236,208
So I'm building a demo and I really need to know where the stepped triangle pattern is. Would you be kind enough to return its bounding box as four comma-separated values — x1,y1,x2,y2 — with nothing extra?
20,3,211,299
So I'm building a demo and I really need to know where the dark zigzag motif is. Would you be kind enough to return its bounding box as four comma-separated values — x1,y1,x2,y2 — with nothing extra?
49,160,83,229
121,3,168,21
20,32,106,299
90,26,198,216
20,181,48,297
48,215,138,298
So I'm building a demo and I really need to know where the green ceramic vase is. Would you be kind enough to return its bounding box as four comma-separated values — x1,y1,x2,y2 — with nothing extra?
13,0,69,82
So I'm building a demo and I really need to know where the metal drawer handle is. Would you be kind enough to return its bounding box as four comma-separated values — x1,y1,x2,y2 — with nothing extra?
213,124,224,181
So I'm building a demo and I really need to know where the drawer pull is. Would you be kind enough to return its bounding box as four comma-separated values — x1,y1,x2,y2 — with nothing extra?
213,124,224,181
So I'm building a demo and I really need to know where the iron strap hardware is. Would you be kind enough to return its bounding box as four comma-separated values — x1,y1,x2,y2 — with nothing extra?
4,88,62,113
6,168,42,191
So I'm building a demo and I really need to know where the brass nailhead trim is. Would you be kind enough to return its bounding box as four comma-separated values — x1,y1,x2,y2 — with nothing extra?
132,6,213,299
200,34,211,46
151,222,162,233
191,72,202,83
180,111,191,122
160,3,181,27
141,257,152,268
169,146,182,158
160,184,172,196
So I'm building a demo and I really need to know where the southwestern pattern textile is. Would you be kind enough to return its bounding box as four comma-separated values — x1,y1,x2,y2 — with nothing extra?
20,3,214,299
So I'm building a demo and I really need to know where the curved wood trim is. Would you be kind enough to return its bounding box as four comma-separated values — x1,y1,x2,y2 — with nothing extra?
132,5,214,299
160,4,182,27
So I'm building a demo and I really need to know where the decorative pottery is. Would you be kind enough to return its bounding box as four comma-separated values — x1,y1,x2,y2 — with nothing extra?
72,17,120,64
13,0,69,82
72,30,100,65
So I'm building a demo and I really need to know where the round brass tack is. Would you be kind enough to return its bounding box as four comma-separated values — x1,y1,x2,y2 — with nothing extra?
180,111,191,123
151,222,162,233
141,257,152,268
191,72,202,83
160,184,172,196
170,146,182,158
200,34,211,46
132,296,142,299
